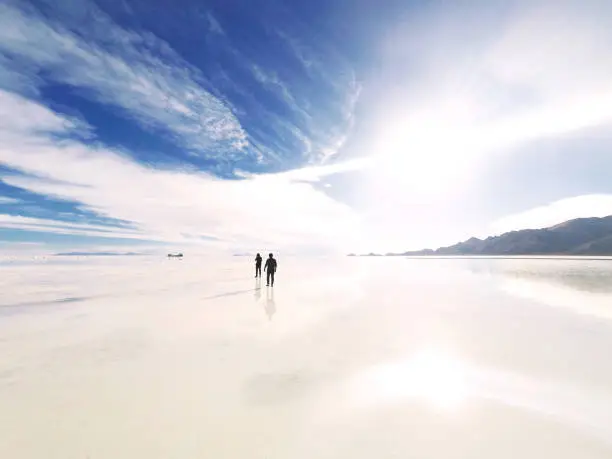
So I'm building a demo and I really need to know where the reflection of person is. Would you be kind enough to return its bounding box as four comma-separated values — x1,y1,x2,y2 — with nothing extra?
264,253,277,287
265,287,276,320
255,253,262,278
254,277,262,302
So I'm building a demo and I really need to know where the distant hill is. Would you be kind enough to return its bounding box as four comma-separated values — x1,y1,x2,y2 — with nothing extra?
392,216,612,256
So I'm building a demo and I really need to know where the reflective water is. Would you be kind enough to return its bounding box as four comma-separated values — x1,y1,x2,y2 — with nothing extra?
1,256,612,458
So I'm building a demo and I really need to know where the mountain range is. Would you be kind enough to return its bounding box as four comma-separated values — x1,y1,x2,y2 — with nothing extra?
382,216,612,256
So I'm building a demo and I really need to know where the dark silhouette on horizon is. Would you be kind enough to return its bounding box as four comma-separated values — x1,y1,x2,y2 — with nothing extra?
359,216,612,257
264,253,277,287
255,253,262,278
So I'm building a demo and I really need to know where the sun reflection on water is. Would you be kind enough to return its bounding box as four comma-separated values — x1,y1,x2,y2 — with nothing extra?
354,349,469,410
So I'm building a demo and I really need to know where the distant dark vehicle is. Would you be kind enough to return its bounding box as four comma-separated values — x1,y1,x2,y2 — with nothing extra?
167,253,184,258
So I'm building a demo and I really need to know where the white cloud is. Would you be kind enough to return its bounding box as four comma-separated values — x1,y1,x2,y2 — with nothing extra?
351,1,612,248
491,195,612,234
366,1,612,185
0,197,20,204
0,1,248,157
270,157,371,183
0,90,360,252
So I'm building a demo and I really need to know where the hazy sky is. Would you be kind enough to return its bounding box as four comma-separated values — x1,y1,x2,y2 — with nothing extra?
1,0,612,254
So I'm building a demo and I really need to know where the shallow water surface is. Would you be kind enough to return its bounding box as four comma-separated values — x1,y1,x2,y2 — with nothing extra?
1,256,612,458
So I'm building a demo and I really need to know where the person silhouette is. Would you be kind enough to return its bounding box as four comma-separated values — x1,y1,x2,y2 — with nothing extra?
255,253,262,278
264,253,277,287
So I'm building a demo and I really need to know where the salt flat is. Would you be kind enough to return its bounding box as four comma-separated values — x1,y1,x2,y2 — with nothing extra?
1,256,612,458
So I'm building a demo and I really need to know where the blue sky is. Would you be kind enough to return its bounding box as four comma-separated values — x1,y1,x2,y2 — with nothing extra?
1,0,612,254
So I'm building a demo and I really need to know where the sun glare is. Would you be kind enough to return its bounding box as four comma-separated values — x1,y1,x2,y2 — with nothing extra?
369,119,482,196
355,349,470,411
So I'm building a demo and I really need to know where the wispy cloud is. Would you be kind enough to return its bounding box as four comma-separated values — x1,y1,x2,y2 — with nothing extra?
0,54,42,96
266,158,372,183
0,1,248,158
273,30,362,163
0,90,359,251
250,64,313,126
211,20,361,164
206,12,225,36
0,197,20,204
0,214,146,240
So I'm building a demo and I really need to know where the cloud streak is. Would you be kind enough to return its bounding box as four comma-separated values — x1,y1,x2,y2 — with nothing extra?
217,20,361,164
0,197,20,204
0,1,248,158
0,214,146,240
0,90,359,251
